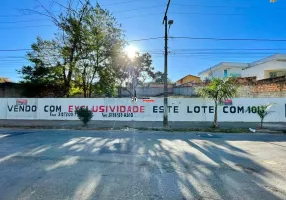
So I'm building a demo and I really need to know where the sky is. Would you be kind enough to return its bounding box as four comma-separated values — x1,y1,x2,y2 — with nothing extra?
0,0,286,82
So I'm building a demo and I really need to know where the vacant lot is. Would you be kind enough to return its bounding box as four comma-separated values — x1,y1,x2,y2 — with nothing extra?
0,129,285,200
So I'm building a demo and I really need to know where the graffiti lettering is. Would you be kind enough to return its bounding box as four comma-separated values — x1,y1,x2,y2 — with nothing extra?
58,112,74,117
7,105,37,112
102,113,134,118
68,105,144,113
187,106,214,114
153,106,179,113
44,105,61,113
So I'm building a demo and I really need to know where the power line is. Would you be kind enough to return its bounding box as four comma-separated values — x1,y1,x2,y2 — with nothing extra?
112,5,165,13
0,37,164,52
168,48,286,51
0,25,53,29
0,5,162,19
1,51,283,58
0,12,164,22
171,3,284,9
152,53,282,56
128,37,164,42
170,11,286,16
117,12,164,19
0,19,51,24
171,12,246,16
169,52,281,55
152,55,278,60
170,36,286,42
101,0,145,7
0,49,31,52
0,13,35,18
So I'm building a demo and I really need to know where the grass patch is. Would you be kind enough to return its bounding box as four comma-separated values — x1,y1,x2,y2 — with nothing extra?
137,127,251,133
169,128,250,133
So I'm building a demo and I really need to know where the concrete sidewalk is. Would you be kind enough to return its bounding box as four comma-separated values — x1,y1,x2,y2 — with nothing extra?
0,120,285,131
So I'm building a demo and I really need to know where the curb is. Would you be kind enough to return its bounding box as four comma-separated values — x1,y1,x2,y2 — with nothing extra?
0,125,285,134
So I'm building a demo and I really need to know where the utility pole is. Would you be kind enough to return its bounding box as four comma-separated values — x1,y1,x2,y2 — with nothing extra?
162,0,171,127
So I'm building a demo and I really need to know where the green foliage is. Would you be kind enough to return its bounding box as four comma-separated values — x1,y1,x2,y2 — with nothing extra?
152,71,172,84
256,104,274,128
197,78,237,102
113,53,156,97
75,107,93,126
18,64,64,97
18,1,138,98
197,78,237,128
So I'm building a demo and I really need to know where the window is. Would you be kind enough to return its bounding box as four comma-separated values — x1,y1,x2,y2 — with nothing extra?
270,72,277,78
224,70,228,77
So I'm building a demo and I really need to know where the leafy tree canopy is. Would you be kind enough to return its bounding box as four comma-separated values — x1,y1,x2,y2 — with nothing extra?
197,78,237,128
19,0,155,98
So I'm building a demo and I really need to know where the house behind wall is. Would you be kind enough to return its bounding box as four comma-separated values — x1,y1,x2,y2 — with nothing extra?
2,77,285,98
198,54,286,81
237,76,286,98
171,76,286,98
0,83,23,98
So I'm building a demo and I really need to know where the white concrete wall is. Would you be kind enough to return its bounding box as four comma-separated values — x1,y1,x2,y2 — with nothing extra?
241,61,286,80
120,87,173,97
173,87,196,96
201,67,243,79
199,72,210,80
211,69,224,78
0,98,285,122
227,68,243,77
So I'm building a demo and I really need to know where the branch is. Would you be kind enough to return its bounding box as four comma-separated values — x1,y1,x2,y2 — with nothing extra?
53,0,79,15
35,0,59,23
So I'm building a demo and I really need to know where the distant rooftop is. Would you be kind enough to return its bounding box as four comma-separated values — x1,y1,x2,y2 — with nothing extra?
176,74,200,82
198,62,248,76
198,54,286,75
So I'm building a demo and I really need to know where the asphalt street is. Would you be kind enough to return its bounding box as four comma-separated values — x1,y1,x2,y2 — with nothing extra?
0,120,286,131
0,129,286,200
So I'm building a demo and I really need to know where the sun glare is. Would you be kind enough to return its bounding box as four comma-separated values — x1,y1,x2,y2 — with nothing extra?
125,45,139,59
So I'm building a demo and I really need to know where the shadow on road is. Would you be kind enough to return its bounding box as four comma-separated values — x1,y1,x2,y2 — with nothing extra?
0,130,285,199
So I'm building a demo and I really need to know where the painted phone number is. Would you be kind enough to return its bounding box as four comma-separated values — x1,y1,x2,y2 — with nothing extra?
102,113,134,118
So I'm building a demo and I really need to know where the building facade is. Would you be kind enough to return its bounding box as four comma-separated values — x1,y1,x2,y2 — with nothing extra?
241,54,286,80
198,54,286,81
176,75,201,86
198,62,248,80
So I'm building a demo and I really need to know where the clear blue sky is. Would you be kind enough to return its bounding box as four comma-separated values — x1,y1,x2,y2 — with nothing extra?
0,0,285,82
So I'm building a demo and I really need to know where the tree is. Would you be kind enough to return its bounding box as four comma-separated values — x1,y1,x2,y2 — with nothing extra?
256,104,274,129
197,78,237,128
19,0,125,97
152,71,172,84
19,65,64,97
113,53,155,97
73,3,125,97
76,107,93,126
18,38,66,97
153,71,164,84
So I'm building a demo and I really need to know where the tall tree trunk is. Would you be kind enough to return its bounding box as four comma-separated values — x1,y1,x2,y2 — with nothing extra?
214,101,218,128
64,82,71,97
82,66,87,98
118,87,122,97
260,118,263,129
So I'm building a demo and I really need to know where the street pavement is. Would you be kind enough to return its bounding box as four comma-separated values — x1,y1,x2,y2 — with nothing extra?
0,120,286,131
0,129,286,200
